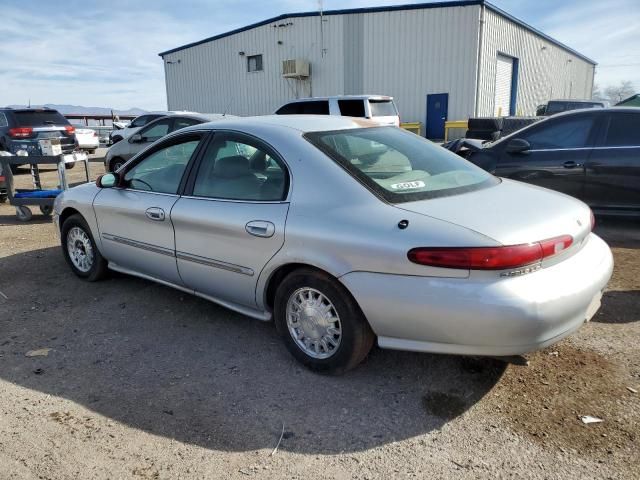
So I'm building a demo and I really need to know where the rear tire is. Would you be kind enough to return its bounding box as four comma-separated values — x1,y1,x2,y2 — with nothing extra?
61,214,108,281
274,268,375,374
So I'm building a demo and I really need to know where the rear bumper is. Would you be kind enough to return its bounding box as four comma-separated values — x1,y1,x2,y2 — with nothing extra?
340,233,613,356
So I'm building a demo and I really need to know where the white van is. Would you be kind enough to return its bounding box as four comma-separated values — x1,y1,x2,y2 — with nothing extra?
275,95,400,127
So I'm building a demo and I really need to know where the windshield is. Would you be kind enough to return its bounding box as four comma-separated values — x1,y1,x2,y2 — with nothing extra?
305,127,498,203
369,100,397,117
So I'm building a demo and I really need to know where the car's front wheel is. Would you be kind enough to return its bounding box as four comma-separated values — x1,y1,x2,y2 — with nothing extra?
61,214,108,281
274,268,375,374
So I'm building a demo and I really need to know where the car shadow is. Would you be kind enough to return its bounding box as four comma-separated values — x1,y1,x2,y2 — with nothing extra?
592,290,640,324
594,216,640,249
0,212,53,226
0,246,505,454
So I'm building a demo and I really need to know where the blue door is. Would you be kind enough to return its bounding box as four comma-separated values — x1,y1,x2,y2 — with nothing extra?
426,93,449,139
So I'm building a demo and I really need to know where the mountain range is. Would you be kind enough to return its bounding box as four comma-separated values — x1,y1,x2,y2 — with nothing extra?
7,104,148,116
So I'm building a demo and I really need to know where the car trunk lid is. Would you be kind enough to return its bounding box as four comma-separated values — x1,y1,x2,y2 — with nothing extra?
394,178,592,249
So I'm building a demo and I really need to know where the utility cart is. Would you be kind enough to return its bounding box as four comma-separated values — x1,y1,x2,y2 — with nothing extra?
0,152,90,221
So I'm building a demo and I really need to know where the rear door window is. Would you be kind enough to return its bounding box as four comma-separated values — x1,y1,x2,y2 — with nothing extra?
299,101,330,115
172,117,202,132
338,100,366,117
14,110,69,127
603,113,640,147
520,116,595,150
369,100,397,117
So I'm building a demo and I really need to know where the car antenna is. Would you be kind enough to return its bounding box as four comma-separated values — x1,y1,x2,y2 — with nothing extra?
222,95,235,117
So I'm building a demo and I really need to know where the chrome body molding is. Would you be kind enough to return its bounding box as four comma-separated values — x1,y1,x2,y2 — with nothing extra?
175,251,254,276
102,233,175,258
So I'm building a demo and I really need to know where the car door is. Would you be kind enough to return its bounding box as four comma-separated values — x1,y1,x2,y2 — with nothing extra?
171,132,290,309
93,132,206,284
494,113,599,199
584,111,640,212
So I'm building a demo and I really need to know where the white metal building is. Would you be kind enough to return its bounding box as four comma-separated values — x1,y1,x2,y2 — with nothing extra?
159,0,596,138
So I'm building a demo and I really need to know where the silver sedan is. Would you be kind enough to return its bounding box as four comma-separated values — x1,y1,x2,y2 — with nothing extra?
53,115,613,373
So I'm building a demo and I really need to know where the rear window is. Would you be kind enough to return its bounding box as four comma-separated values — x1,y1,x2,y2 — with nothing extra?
546,102,603,115
13,110,69,127
369,100,397,117
305,127,497,203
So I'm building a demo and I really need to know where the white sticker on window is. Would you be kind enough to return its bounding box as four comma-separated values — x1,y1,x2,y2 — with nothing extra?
389,180,425,190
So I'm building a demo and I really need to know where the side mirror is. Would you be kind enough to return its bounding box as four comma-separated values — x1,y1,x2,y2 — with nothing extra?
506,138,531,154
96,172,119,188
130,133,143,143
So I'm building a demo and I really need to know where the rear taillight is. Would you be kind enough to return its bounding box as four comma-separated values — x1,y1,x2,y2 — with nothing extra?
9,127,33,138
408,235,573,270
65,125,75,135
0,176,5,182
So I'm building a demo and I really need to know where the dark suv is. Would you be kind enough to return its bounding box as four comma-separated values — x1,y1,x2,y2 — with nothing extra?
0,107,77,171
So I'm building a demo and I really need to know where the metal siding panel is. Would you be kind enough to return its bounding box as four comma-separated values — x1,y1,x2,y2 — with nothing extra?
479,8,595,116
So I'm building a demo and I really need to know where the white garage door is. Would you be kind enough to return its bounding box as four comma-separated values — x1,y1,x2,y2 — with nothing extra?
494,54,513,117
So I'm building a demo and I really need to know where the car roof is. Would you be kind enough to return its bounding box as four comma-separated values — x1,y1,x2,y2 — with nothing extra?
548,99,605,104
192,114,380,133
282,95,394,103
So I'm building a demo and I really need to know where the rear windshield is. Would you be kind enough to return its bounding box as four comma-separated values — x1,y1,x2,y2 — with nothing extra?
369,100,397,117
13,110,69,127
305,127,498,203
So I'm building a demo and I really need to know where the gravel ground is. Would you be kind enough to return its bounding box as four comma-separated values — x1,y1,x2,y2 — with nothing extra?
0,163,638,479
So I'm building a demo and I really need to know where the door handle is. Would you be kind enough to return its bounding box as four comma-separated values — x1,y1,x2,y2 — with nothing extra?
145,207,165,221
563,161,581,169
245,220,275,238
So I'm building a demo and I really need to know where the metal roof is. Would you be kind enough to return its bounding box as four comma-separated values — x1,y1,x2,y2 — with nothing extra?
158,0,596,65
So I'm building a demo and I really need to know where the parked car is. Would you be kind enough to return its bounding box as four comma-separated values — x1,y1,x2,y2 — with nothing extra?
465,108,640,216
104,113,230,172
535,99,607,117
275,95,400,126
109,113,167,145
54,115,612,373
109,111,200,145
75,128,99,154
0,107,80,171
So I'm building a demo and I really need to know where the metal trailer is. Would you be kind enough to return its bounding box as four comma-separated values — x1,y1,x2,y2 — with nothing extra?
0,154,91,222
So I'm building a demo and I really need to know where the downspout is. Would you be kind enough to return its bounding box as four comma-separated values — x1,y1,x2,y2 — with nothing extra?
474,4,486,117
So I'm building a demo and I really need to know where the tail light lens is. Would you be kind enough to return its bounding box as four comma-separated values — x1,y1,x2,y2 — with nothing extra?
9,127,33,138
408,235,573,270
64,125,75,135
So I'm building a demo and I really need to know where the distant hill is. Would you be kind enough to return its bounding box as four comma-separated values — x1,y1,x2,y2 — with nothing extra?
6,104,147,116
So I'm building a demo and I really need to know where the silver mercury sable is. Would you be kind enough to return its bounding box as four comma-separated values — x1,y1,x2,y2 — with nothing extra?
53,115,613,373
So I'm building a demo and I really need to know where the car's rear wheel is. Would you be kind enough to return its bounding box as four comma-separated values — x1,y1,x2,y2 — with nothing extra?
109,157,125,172
61,214,108,281
274,268,374,374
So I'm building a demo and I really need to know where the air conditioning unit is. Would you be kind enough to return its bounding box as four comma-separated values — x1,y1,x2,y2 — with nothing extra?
282,59,310,78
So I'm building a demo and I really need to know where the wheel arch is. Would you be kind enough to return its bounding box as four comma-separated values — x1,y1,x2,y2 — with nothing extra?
58,207,82,232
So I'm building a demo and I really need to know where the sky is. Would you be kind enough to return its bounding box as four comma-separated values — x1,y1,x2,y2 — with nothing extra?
0,0,638,111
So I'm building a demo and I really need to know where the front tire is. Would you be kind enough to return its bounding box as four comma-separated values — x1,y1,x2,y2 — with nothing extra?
61,214,108,281
274,268,374,374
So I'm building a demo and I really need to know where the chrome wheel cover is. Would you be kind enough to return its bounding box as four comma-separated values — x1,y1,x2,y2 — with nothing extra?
286,287,342,359
66,226,94,273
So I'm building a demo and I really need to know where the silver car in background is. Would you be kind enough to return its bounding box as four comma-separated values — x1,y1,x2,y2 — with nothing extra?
104,113,230,172
54,115,613,373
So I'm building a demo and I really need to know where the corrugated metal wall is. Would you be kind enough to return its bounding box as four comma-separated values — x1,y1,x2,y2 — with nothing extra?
162,4,595,124
478,7,595,117
163,15,345,115
357,5,481,124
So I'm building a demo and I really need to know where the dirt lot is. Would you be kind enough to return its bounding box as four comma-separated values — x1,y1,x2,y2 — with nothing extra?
1,162,638,479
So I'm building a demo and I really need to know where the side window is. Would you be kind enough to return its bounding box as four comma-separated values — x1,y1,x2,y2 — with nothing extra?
140,118,172,142
603,114,640,147
124,137,200,194
338,100,366,117
192,137,287,201
275,103,300,115
0,113,8,127
130,115,148,128
299,101,330,115
172,118,201,132
247,54,263,72
521,116,594,150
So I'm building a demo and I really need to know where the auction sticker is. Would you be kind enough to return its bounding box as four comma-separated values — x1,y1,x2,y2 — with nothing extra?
390,180,426,190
